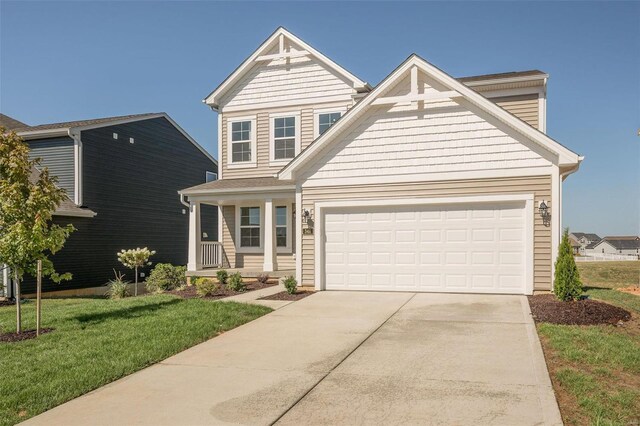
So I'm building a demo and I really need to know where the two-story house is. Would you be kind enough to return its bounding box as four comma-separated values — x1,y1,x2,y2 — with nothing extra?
1,113,217,296
180,27,583,296
569,232,601,255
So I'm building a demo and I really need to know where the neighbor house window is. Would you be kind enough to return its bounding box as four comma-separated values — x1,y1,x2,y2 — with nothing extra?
276,206,287,247
230,120,252,163
205,171,217,182
318,112,341,135
273,116,297,160
240,207,260,247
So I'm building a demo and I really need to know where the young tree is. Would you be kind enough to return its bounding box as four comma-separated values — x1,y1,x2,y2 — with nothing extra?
554,229,583,301
117,247,155,296
0,127,74,333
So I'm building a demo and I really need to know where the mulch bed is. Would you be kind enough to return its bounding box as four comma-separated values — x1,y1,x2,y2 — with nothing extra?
528,294,631,325
0,328,54,343
259,290,314,301
168,280,278,301
0,299,15,308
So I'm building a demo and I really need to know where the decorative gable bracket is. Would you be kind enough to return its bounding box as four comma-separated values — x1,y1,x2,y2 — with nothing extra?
255,33,310,62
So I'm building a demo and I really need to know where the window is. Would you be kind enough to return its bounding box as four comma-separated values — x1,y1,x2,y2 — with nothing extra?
205,171,217,182
318,112,341,135
276,206,287,247
231,120,252,163
240,207,260,247
273,116,296,160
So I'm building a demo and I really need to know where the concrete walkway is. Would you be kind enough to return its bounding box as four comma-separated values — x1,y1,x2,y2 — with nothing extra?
23,292,561,426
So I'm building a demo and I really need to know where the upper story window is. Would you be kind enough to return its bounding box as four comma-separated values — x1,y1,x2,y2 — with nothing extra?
227,116,257,168
270,112,300,164
318,112,341,135
205,171,217,182
314,107,347,138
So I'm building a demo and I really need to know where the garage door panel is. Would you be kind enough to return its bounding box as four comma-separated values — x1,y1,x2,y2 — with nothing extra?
323,202,527,294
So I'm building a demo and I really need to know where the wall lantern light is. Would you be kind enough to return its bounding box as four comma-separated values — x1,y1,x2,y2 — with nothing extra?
538,200,551,226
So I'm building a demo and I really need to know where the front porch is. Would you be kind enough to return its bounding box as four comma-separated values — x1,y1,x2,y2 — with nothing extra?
181,177,299,278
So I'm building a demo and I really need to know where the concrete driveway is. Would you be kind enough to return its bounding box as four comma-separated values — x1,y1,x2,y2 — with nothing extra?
23,292,561,426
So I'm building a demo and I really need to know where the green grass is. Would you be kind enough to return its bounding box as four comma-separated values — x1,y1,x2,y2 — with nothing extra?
537,289,640,425
577,261,640,288
0,295,271,426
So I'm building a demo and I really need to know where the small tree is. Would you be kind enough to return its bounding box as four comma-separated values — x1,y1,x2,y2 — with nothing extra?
0,127,74,333
554,229,583,301
117,247,155,296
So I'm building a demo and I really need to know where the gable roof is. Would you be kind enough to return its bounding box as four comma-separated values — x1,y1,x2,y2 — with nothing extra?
203,27,370,110
15,112,216,165
0,113,29,130
591,236,640,250
279,54,582,180
571,232,601,241
180,176,295,195
457,70,547,84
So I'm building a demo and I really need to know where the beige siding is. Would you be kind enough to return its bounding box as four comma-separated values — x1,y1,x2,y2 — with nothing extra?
221,103,351,179
493,94,539,129
221,206,236,268
234,253,295,270
301,175,552,291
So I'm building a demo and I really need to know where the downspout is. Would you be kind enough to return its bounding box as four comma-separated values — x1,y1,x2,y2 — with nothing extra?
68,129,83,206
179,193,190,208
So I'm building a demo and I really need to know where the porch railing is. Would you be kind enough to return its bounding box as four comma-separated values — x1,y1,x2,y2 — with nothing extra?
200,242,223,268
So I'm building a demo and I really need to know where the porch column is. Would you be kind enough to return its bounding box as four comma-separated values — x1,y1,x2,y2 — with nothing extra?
187,201,201,271
263,198,278,272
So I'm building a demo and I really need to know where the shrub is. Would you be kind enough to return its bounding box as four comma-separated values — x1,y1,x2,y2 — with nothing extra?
554,229,583,301
256,273,270,284
194,277,219,297
106,271,130,299
227,272,246,292
283,276,297,295
216,269,229,285
145,263,186,293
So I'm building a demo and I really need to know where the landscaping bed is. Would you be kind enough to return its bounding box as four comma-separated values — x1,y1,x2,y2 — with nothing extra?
0,299,14,308
0,295,271,425
168,279,278,300
259,290,314,301
528,294,631,325
0,328,54,343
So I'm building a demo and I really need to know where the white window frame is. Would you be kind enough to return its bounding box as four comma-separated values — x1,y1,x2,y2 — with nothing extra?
227,115,257,169
275,203,293,253
205,171,218,182
314,106,347,139
269,111,301,166
235,204,263,253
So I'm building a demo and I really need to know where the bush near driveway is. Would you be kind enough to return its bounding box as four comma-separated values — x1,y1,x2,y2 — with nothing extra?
0,296,271,426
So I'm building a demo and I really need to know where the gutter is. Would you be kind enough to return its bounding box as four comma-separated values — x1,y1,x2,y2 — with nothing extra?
179,185,296,196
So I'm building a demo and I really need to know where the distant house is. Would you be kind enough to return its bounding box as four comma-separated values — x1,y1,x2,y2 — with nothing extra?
1,113,217,296
569,232,601,255
585,236,640,257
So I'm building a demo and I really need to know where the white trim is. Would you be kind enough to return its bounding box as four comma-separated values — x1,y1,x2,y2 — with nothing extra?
217,113,223,179
187,201,201,271
269,111,301,166
274,202,293,252
301,166,555,188
371,90,461,106
233,200,295,255
551,165,560,285
220,95,355,114
280,55,581,180
205,171,218,182
204,27,369,109
295,186,302,282
217,205,223,244
227,115,257,168
539,79,547,133
313,193,535,295
263,199,277,271
69,130,83,206
313,106,348,139
181,186,296,196
189,192,295,203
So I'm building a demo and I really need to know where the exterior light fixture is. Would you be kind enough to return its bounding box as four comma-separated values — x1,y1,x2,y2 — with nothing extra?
302,209,311,223
538,200,551,226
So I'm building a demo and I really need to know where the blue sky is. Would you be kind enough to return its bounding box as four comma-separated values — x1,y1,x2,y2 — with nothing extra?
1,1,638,236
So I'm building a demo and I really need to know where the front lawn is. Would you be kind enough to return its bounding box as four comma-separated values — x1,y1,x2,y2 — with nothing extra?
0,295,271,425
537,288,640,425
577,260,640,288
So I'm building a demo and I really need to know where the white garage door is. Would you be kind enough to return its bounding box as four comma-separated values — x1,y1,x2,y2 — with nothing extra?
323,202,528,294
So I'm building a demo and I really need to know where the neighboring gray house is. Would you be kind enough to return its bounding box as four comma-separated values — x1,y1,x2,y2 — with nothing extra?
1,112,217,295
569,232,601,255
585,236,640,257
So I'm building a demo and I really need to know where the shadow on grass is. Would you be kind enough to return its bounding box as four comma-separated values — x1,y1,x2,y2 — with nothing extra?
74,299,182,325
